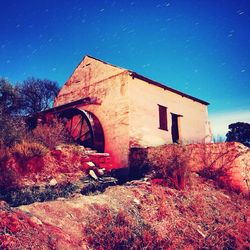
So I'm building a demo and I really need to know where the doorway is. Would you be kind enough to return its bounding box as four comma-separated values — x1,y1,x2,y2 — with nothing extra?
171,113,180,143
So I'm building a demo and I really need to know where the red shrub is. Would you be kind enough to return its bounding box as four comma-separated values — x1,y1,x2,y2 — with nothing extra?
83,204,169,249
149,144,190,190
30,118,72,149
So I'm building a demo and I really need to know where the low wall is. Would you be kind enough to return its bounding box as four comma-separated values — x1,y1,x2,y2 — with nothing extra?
129,142,250,194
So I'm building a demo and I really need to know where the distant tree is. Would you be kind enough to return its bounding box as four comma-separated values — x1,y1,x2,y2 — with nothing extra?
0,78,25,147
226,122,250,147
18,77,59,115
0,77,60,147
0,78,20,115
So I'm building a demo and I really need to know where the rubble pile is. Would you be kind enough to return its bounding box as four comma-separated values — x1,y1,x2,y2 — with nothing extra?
0,145,117,206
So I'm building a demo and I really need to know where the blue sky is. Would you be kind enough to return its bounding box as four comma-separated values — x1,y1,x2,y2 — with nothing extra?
0,0,249,137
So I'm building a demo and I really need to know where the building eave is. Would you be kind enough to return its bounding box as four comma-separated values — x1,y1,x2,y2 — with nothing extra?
34,97,97,116
129,71,210,106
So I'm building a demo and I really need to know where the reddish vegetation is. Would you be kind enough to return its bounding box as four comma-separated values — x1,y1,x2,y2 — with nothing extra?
0,201,82,249
187,142,250,194
1,174,248,249
83,204,168,249
0,145,112,188
141,176,250,249
132,142,250,194
0,143,249,249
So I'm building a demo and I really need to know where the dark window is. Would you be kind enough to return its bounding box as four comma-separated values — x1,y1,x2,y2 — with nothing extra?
171,113,179,143
158,105,168,130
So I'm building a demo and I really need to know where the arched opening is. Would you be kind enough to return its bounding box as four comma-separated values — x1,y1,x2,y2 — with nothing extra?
59,108,105,152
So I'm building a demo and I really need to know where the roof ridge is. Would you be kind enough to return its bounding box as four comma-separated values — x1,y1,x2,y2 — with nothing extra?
129,71,209,105
85,55,127,71
65,54,209,106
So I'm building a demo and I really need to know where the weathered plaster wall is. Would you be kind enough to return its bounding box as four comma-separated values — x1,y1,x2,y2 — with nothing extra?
128,76,210,147
54,56,125,105
54,55,211,170
54,56,130,169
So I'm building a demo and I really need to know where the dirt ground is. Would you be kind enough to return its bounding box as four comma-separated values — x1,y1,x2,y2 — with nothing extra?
1,173,249,249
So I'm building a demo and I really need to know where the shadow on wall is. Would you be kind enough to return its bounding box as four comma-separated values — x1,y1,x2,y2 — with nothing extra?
129,147,149,180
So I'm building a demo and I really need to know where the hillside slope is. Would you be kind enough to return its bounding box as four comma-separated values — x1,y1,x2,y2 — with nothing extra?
1,174,249,249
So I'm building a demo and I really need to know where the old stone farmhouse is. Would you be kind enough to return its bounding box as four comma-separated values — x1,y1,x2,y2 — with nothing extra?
53,55,211,169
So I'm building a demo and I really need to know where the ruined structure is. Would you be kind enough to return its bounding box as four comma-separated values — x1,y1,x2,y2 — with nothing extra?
53,55,211,169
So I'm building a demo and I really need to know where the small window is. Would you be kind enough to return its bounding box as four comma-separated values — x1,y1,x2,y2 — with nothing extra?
158,105,168,130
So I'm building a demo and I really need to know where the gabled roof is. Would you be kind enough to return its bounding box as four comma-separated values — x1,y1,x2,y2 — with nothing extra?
84,55,209,106
85,55,126,71
129,72,209,105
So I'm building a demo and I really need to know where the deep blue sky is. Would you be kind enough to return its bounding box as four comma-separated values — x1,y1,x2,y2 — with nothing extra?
0,0,250,136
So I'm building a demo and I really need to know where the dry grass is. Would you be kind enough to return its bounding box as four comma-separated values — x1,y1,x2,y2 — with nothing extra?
0,144,89,189
134,142,250,194
148,144,190,190
0,201,79,249
191,143,250,194
133,174,250,249
2,173,248,249
10,140,48,160
30,119,72,149
83,204,169,250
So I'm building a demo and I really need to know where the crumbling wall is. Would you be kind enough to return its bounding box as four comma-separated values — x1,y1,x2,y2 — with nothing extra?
129,142,250,194
187,142,250,194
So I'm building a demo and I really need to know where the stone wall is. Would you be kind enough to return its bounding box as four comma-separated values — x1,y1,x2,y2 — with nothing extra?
129,142,250,194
